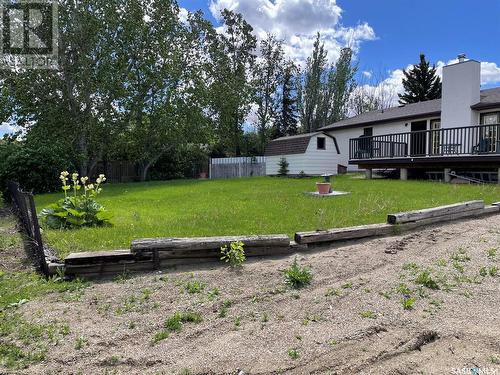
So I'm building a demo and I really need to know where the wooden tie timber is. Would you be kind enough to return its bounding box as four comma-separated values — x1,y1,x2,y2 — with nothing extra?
62,200,499,277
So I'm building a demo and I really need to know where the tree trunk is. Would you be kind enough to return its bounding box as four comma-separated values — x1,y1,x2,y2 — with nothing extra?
139,162,151,182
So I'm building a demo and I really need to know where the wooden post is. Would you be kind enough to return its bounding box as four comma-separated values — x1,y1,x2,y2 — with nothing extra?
365,169,372,179
208,158,212,179
444,168,451,183
400,168,408,181
497,167,500,184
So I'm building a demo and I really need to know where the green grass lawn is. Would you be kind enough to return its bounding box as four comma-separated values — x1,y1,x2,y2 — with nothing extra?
34,175,500,258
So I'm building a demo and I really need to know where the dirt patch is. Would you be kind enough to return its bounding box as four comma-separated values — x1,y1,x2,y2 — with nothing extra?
0,206,33,272
11,215,500,374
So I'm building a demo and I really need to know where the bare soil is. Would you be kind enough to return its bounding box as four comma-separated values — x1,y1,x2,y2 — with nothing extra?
11,215,500,374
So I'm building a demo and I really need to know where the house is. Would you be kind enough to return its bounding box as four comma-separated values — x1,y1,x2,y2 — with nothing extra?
265,132,341,175
266,55,500,182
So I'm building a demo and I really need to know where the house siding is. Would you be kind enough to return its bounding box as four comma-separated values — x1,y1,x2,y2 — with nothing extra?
326,116,441,170
266,134,340,175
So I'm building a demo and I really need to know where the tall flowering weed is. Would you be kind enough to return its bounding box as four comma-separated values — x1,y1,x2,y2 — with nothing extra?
39,172,112,229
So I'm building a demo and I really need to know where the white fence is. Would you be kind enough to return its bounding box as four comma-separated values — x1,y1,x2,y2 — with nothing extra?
209,156,266,179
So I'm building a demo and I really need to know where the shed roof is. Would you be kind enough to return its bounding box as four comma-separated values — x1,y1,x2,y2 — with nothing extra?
264,132,325,156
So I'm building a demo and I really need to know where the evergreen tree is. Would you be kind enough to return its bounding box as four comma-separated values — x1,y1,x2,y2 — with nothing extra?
275,60,299,138
398,53,442,104
278,157,289,176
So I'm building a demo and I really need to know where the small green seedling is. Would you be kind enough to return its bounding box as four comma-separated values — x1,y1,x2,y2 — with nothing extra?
415,270,440,290
287,348,300,359
341,281,353,289
489,266,498,277
283,257,312,289
184,280,205,294
220,241,246,267
359,310,376,319
402,297,416,310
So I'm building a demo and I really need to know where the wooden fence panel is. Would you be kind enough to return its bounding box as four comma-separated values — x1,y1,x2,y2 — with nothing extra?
210,157,266,179
7,181,50,276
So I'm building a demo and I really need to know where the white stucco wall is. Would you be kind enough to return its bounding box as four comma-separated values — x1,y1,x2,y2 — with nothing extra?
266,134,340,175
441,60,481,129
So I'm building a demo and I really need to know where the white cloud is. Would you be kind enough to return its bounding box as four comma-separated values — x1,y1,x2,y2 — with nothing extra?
479,61,500,85
209,0,376,65
179,7,189,24
360,58,500,109
0,123,18,136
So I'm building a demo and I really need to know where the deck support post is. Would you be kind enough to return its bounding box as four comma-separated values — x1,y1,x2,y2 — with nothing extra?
400,168,408,181
444,168,452,183
497,168,500,184
365,168,372,179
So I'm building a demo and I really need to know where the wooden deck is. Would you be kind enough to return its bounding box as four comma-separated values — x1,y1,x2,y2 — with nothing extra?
349,124,500,170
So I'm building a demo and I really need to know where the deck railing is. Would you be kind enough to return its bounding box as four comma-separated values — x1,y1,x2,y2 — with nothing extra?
349,124,500,161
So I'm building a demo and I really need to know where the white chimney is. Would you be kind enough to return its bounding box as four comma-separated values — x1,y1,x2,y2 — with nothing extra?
441,55,480,129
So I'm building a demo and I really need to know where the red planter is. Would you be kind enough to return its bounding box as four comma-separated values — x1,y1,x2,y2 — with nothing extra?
316,182,331,194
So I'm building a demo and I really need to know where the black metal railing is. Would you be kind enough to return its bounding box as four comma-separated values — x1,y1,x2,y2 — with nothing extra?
349,124,500,160
7,181,49,276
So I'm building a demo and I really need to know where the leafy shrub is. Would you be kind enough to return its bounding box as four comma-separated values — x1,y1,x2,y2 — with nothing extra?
283,257,312,288
0,141,75,197
278,157,289,176
38,172,112,229
220,241,246,267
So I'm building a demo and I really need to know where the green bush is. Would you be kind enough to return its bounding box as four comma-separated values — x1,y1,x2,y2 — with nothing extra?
283,257,312,288
38,172,112,229
220,241,246,267
0,141,75,197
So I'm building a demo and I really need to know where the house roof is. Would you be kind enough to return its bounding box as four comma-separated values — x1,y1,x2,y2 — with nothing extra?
264,132,323,156
471,87,500,110
319,87,500,131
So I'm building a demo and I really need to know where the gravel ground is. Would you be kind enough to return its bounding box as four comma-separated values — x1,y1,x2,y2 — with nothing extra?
10,215,500,374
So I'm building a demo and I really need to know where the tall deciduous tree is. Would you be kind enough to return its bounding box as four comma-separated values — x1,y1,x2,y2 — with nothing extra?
0,0,124,176
253,34,284,153
318,47,357,127
301,33,327,133
349,71,397,116
117,0,213,181
398,53,442,104
208,10,256,156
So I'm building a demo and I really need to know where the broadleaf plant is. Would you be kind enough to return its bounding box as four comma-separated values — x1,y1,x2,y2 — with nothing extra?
39,171,112,229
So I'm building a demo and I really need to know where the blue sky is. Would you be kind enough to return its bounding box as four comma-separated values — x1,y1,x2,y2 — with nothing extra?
2,0,500,136
182,0,500,88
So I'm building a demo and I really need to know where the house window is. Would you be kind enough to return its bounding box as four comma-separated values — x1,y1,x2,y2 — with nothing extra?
430,119,441,155
317,137,326,150
480,112,500,153
363,127,373,137
480,112,499,125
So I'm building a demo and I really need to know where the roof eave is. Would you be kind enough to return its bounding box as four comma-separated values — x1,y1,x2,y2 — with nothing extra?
320,111,442,132
471,103,500,110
